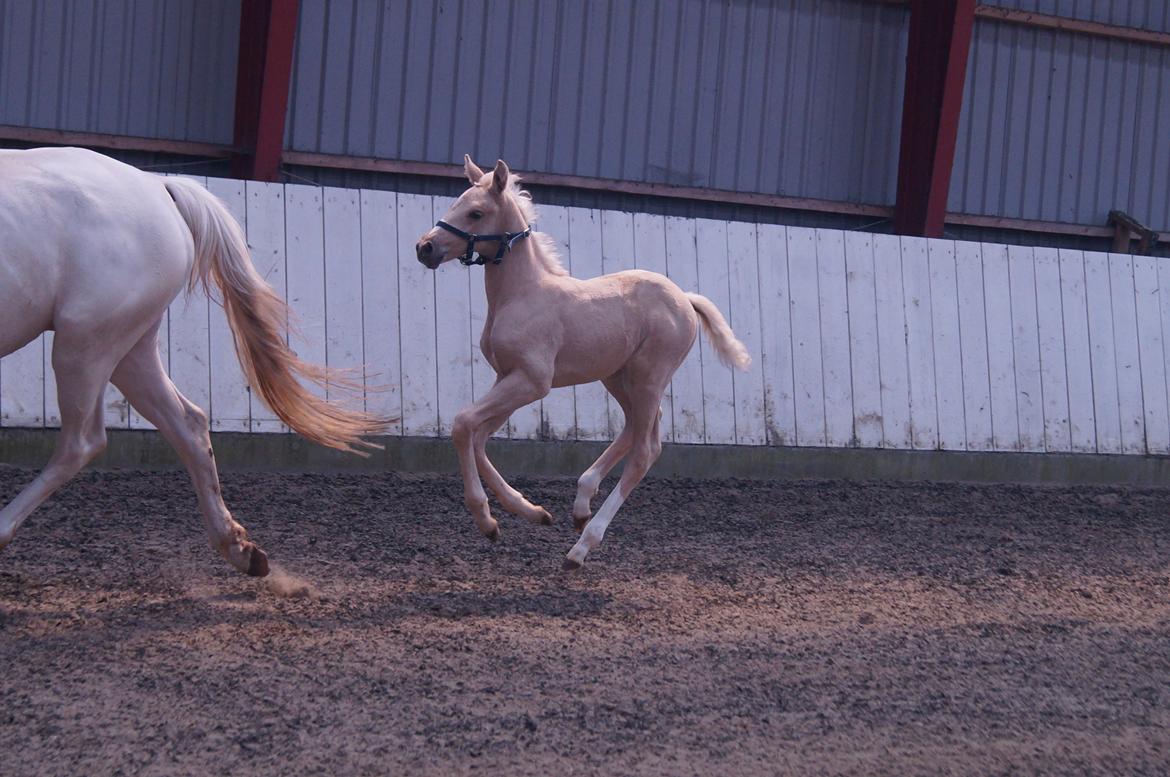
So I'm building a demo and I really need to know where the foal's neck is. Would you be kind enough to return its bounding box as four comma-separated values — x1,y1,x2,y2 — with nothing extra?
482,201,554,308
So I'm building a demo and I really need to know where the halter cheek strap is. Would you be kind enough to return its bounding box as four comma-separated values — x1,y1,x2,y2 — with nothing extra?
435,220,533,266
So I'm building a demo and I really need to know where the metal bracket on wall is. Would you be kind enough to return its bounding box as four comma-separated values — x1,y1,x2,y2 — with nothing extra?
1108,210,1159,255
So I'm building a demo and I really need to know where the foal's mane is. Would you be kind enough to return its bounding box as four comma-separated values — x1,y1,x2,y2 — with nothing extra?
498,176,569,277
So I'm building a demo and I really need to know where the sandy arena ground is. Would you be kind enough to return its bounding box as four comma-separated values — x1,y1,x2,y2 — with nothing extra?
1,464,1168,776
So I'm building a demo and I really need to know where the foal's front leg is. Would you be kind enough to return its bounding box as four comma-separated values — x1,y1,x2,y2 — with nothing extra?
474,413,554,525
452,371,548,541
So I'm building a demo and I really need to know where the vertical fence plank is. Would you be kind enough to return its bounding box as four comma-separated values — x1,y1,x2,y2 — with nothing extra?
205,177,251,432
844,232,881,448
165,170,212,426
534,206,574,440
245,180,289,433
982,243,1019,451
817,229,853,448
696,218,736,445
665,216,705,444
1134,254,1169,454
396,193,439,436
902,236,937,450
928,239,965,450
1033,247,1071,452
955,240,993,451
285,183,329,417
1,338,43,428
568,207,609,441
787,227,825,446
1059,249,1096,452
727,222,766,446
1109,252,1145,454
1083,251,1122,453
323,187,366,422
431,196,474,437
872,234,911,449
756,224,796,446
1009,246,1046,451
601,211,637,439
168,280,212,425
359,188,402,435
632,213,674,442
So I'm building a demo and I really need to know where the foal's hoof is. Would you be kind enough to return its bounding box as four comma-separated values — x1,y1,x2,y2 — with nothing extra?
247,545,270,577
486,526,501,543
531,507,554,526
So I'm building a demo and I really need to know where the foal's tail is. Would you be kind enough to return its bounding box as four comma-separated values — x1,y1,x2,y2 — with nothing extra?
687,293,752,371
163,176,390,454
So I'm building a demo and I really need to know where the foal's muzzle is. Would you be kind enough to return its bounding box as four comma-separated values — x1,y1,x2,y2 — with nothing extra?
415,239,441,269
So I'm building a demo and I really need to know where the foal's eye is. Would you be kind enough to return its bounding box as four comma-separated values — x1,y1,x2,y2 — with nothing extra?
470,210,483,220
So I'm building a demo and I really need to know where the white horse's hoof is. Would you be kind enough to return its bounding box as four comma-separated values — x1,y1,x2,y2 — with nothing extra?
562,557,582,572
572,515,591,534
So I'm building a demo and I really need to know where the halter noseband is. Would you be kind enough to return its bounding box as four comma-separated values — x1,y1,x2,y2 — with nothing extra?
435,220,533,266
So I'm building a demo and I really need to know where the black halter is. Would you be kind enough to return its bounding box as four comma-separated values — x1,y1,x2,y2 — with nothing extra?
435,220,533,266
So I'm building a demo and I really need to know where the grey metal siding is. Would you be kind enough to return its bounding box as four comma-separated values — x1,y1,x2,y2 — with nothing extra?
951,8,1170,231
286,0,909,207
0,0,239,144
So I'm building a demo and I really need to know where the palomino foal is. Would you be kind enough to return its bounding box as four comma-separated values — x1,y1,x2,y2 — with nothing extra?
416,156,750,569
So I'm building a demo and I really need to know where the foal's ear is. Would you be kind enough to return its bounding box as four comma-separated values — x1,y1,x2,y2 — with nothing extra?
491,159,510,193
464,154,485,184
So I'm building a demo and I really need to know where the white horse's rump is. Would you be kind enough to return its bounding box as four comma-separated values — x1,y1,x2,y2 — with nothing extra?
0,148,389,576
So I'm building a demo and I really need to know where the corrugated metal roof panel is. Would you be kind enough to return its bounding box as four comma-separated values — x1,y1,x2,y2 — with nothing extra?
951,10,1170,232
286,0,909,207
0,0,238,144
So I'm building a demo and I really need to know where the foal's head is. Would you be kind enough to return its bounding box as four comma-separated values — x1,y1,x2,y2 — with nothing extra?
415,155,530,269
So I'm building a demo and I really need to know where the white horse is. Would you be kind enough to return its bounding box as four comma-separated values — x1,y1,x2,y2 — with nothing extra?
415,156,750,569
0,147,388,576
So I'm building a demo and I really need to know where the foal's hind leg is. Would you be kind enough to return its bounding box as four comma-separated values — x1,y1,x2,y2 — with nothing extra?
473,412,554,526
0,337,112,549
111,328,268,576
571,374,639,532
564,384,665,570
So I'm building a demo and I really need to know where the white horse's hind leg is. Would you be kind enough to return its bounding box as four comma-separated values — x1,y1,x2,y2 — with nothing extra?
110,329,268,576
564,386,664,570
0,339,112,549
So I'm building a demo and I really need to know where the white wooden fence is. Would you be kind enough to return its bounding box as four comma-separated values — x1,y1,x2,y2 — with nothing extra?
1,176,1167,457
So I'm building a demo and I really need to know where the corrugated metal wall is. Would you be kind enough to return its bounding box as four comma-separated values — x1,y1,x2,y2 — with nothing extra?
950,7,1170,232
1,0,1169,235
285,0,908,207
0,0,239,143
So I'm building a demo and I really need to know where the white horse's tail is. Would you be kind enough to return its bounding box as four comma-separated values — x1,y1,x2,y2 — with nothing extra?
163,176,390,454
687,293,751,371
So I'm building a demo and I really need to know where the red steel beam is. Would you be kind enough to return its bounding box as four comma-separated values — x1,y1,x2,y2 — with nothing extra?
232,0,299,181
893,0,976,237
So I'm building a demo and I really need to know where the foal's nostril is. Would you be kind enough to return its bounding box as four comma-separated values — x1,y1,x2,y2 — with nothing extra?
416,240,434,261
